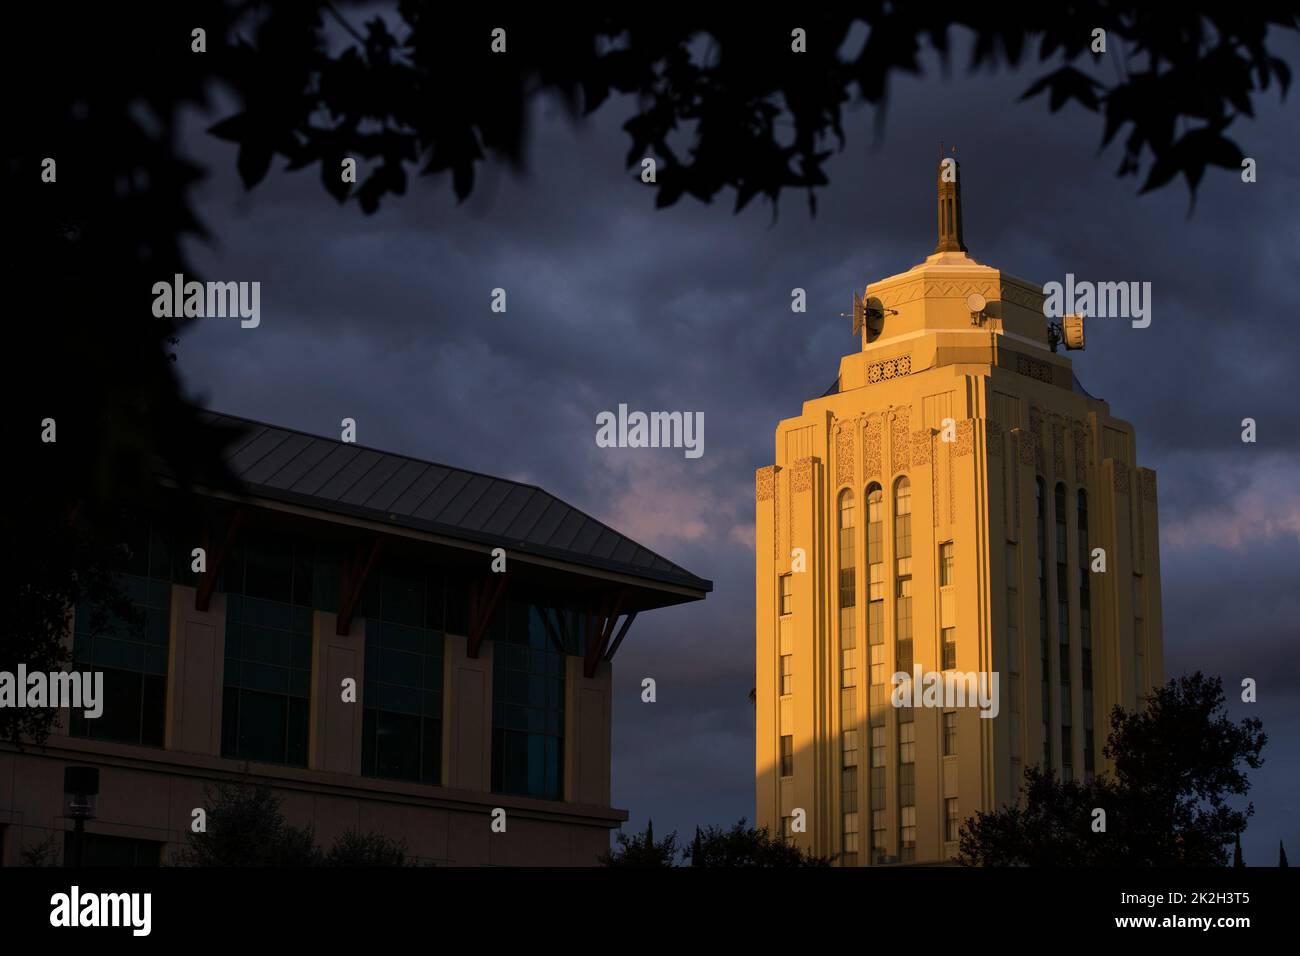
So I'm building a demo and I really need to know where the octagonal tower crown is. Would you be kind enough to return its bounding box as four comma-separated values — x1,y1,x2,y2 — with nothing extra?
847,156,1051,356
836,155,1059,393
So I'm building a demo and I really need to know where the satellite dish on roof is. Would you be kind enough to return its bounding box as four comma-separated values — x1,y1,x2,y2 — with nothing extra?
966,292,987,313
1062,314,1086,350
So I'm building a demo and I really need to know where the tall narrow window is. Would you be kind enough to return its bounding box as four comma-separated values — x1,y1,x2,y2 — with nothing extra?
867,485,884,603
839,490,856,610
866,485,885,706
870,724,886,863
780,655,793,696
1133,576,1146,695
866,481,886,864
899,805,917,863
898,709,916,862
943,710,957,756
895,478,913,677
491,602,571,800
1007,544,1021,675
70,520,173,748
779,574,793,616
361,562,445,785
896,578,913,673
1036,479,1051,770
839,490,858,690
1078,491,1095,778
841,773,859,866
780,735,794,777
940,541,956,670
1055,483,1072,781
898,718,916,766
838,490,859,863
945,798,959,843
894,478,913,573
220,535,319,767
872,809,886,864
941,627,957,671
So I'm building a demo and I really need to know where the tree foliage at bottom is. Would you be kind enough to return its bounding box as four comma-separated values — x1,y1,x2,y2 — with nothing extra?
959,673,1265,866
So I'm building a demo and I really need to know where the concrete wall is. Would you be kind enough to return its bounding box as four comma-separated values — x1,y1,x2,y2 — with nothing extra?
0,740,619,866
444,633,492,792
166,586,226,756
310,610,364,775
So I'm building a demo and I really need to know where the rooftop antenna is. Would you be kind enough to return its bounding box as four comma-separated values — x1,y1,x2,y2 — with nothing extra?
934,142,967,254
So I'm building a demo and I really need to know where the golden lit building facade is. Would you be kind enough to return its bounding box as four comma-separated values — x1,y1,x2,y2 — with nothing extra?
754,161,1163,865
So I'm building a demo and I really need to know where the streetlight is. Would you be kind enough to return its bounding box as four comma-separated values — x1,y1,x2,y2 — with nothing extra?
63,766,99,867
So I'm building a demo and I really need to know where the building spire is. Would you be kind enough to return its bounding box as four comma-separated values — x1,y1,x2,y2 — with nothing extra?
934,147,967,254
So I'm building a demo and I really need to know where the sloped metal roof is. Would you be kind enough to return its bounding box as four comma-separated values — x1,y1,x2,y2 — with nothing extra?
202,412,711,595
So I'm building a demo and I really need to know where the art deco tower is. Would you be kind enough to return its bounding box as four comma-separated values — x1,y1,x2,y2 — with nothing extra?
754,158,1164,865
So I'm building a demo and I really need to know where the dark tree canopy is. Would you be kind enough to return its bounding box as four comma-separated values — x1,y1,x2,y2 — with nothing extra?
209,3,1298,215
681,819,833,867
958,673,1266,866
177,776,411,866
177,778,322,866
7,3,251,745
603,818,831,866
324,827,410,867
599,818,680,867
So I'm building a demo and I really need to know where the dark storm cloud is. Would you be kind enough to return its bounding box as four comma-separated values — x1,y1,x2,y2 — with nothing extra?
177,24,1298,858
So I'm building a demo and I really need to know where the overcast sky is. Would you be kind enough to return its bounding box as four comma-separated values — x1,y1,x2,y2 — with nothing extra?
175,24,1300,864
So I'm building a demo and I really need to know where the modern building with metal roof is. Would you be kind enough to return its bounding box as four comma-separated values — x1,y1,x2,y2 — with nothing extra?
204,411,712,596
1,411,711,867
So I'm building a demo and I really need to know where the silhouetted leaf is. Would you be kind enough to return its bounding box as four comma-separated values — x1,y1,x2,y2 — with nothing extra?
1021,65,1103,112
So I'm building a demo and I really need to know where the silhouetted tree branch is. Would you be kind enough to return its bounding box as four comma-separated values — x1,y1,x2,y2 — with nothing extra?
210,4,1297,215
